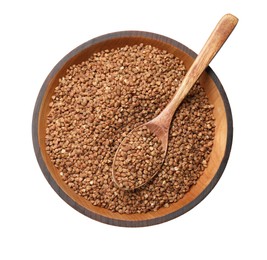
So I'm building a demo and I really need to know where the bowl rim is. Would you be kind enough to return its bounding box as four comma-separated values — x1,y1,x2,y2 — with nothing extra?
32,30,233,227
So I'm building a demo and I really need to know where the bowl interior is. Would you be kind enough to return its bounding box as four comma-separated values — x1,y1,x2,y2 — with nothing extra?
36,32,230,226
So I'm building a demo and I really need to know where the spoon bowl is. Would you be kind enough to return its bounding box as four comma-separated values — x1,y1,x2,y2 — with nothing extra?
112,122,168,190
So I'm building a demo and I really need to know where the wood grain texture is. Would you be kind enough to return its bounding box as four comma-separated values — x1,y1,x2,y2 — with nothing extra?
32,31,233,227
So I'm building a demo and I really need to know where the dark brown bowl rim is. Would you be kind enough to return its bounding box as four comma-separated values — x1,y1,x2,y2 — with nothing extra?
32,31,233,227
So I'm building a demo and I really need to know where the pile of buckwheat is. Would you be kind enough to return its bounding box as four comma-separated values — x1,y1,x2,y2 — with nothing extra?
45,43,215,214
113,125,165,190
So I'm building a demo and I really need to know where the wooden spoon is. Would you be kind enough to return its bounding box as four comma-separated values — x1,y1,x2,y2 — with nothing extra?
112,14,238,190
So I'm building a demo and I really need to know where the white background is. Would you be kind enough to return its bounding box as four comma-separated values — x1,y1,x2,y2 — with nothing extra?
1,0,266,259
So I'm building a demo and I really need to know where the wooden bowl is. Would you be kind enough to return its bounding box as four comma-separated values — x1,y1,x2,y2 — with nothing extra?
32,31,233,227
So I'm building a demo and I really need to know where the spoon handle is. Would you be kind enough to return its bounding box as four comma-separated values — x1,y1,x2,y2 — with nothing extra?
159,14,238,125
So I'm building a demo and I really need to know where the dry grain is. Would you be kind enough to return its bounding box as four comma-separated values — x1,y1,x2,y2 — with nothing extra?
45,44,215,214
113,125,165,190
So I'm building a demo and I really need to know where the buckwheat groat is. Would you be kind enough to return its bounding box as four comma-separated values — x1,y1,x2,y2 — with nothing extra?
45,44,215,214
113,125,165,190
